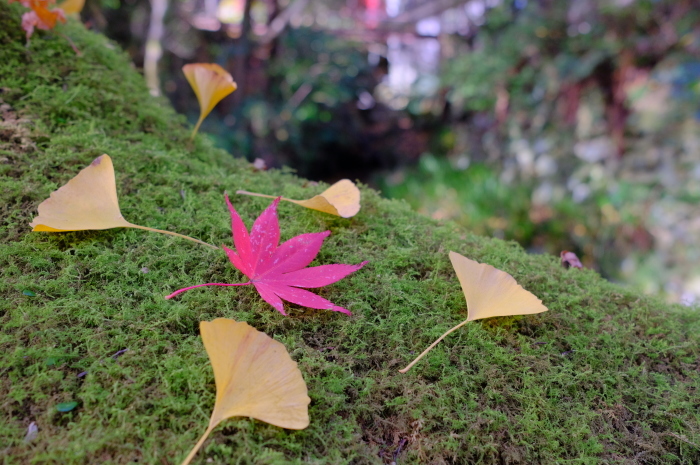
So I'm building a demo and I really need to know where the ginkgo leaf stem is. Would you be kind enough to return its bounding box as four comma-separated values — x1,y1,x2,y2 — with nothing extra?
190,116,205,141
181,424,217,465
236,190,293,202
128,224,218,249
165,282,252,300
398,317,472,373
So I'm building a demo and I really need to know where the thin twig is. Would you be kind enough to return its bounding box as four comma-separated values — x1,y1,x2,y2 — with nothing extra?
393,438,407,463
59,33,82,56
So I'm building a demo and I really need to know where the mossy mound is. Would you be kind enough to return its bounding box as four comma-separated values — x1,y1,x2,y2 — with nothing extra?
2,5,700,464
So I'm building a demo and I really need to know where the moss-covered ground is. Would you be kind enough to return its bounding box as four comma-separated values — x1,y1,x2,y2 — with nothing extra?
2,4,700,464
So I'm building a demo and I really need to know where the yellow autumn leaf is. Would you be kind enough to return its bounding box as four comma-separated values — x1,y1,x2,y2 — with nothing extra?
29,154,216,249
183,63,237,140
449,251,548,321
237,179,361,218
58,0,85,15
399,251,548,373
181,318,310,465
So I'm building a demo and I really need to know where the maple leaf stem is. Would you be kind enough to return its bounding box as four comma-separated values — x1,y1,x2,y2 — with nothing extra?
165,282,252,300
236,190,292,202
180,424,216,465
128,224,219,249
398,317,471,374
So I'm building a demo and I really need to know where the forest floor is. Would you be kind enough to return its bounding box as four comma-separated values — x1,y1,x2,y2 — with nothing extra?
1,4,700,464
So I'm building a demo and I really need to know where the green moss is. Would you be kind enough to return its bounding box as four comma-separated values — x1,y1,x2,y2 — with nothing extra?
2,5,700,464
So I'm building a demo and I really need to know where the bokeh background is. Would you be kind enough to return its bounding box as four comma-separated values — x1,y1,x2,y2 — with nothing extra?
78,0,700,304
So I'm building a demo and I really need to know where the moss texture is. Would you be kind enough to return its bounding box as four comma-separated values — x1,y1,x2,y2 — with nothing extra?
2,5,700,464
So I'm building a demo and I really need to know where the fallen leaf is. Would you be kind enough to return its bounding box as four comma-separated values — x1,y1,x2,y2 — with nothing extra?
9,0,66,39
22,290,36,296
237,179,361,218
181,318,309,465
448,251,548,321
56,401,78,412
58,0,84,14
183,63,237,140
399,251,548,373
165,196,367,315
29,154,217,249
560,250,583,269
24,422,38,443
252,158,267,171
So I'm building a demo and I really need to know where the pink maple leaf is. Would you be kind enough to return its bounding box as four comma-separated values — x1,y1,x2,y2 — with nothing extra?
165,195,368,315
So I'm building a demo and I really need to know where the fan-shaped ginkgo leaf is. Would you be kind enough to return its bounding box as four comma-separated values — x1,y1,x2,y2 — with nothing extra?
450,251,548,321
237,179,361,218
183,63,237,140
29,154,216,248
181,318,310,465
399,251,548,373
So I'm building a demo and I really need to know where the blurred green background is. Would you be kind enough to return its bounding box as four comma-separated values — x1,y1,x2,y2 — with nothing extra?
73,0,700,304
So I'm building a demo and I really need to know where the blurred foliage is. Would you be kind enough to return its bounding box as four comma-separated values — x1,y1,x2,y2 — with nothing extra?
223,28,380,179
381,155,656,284
155,24,399,181
381,0,700,303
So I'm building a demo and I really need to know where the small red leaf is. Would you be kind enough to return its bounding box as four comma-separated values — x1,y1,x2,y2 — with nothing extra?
11,0,66,39
167,196,367,315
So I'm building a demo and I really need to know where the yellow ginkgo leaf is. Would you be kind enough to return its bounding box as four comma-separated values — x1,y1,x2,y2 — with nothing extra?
450,251,548,321
237,179,361,218
399,251,548,373
182,318,310,465
29,154,216,249
183,63,237,140
58,0,85,15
